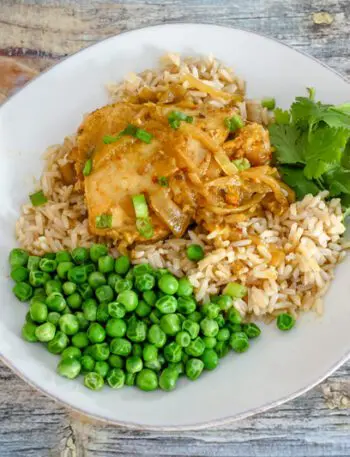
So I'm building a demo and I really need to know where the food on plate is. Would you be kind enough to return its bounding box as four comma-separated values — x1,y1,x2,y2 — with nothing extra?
11,54,349,392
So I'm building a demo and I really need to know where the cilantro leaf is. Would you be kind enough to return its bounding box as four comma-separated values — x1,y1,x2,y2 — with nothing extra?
269,124,305,164
303,127,349,179
323,165,350,196
341,194,350,220
278,167,321,199
274,108,290,125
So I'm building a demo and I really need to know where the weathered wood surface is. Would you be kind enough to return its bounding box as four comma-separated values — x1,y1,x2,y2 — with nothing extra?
1,0,350,456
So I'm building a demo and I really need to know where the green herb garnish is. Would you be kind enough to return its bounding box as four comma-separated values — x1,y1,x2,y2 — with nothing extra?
158,176,169,187
168,111,193,130
270,89,350,216
103,125,153,145
95,214,112,229
261,97,276,110
232,158,250,171
83,159,92,176
224,114,244,132
29,190,47,207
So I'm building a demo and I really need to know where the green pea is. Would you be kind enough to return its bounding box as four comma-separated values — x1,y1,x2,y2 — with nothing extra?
149,309,161,324
82,298,97,321
106,318,126,338
94,361,109,378
89,343,110,361
84,372,104,390
47,311,61,326
177,296,196,315
57,357,81,379
160,314,181,336
227,307,242,324
133,263,154,276
277,313,295,331
62,281,77,295
35,322,56,342
57,262,75,280
48,331,69,354
29,270,50,287
13,282,33,301
230,332,249,353
135,300,152,318
114,255,130,275
11,266,29,282
61,346,82,360
75,312,89,331
72,332,89,349
106,368,125,389
182,320,200,339
30,301,48,323
186,244,204,262
203,336,217,349
67,265,87,284
95,285,114,303
39,257,57,273
84,263,96,275
46,292,66,312
215,313,225,328
164,342,182,363
98,255,114,274
125,373,136,386
127,316,147,342
67,292,82,310
143,290,157,306
159,367,178,392
201,348,219,370
43,253,55,260
72,247,90,265
25,311,34,323
228,323,242,333
79,283,93,300
156,295,177,314
217,328,230,342
200,318,219,337
243,323,261,338
33,287,46,298
147,325,166,348
136,369,158,391
110,337,132,356
80,355,95,372
176,331,191,348
187,311,202,323
158,274,179,295
44,280,61,296
135,273,155,292
90,243,108,263
88,271,106,289
132,343,143,358
27,255,41,271
9,248,29,268
107,301,126,319
56,251,72,263
96,303,109,323
215,341,229,358
168,362,184,375
126,356,143,374
143,344,158,362
186,337,205,357
108,354,124,369
107,273,121,289
117,290,138,312
114,278,133,294
59,314,79,335
176,277,193,297
202,302,220,319
186,358,204,380
21,321,38,342
87,323,106,343
144,359,161,371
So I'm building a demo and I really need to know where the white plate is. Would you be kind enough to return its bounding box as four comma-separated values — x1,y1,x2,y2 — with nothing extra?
1,23,350,430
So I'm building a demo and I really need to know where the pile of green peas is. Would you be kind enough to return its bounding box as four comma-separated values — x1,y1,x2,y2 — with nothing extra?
9,244,292,392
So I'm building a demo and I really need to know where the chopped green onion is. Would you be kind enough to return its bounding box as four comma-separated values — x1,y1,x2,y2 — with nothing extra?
95,214,112,229
261,97,276,110
135,128,153,144
103,134,122,144
132,194,149,219
223,282,247,299
168,111,193,129
83,159,92,176
224,115,244,132
136,218,154,239
307,87,316,101
29,190,47,207
232,158,251,171
158,176,168,187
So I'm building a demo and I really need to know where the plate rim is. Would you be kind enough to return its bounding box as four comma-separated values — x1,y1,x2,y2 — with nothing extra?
1,21,349,430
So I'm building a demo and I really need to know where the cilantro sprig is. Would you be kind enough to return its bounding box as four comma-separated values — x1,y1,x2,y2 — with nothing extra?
269,90,350,217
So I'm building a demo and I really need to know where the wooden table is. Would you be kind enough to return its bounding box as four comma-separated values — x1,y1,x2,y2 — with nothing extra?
1,1,350,455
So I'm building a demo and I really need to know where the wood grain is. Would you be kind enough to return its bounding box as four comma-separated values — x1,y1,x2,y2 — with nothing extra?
1,0,350,456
